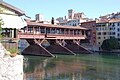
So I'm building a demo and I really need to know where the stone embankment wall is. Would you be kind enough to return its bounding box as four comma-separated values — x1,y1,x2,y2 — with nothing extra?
0,55,23,80
0,43,23,80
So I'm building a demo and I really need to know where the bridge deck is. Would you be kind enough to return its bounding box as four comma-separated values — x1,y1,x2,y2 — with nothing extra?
18,33,86,40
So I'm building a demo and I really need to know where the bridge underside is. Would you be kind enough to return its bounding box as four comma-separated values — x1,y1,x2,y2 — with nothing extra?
21,39,92,57
22,44,52,57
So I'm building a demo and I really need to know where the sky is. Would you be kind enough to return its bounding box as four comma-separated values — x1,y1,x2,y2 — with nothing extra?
4,0,120,20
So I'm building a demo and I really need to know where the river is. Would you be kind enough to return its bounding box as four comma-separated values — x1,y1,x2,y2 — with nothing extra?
23,54,120,80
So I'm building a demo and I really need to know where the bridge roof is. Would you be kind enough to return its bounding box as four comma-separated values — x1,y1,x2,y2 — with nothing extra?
26,21,87,30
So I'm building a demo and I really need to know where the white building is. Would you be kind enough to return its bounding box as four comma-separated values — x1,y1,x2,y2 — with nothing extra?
58,19,86,26
109,19,120,40
99,12,120,20
34,14,59,25
112,12,120,19
35,14,44,21
56,9,88,26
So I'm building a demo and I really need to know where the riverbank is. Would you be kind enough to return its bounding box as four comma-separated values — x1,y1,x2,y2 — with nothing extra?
0,55,23,80
0,42,24,80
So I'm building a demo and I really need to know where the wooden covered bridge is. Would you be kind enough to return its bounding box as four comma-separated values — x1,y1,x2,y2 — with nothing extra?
18,20,92,57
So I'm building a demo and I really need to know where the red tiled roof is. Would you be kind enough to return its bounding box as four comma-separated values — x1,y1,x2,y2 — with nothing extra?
26,20,87,30
96,20,109,23
109,19,120,23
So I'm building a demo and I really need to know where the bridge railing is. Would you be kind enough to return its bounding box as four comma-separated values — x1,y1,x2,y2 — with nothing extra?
18,32,86,39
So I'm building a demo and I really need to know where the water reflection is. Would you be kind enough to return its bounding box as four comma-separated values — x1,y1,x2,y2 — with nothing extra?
24,54,120,80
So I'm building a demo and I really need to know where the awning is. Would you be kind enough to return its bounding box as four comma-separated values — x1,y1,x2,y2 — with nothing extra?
0,14,27,29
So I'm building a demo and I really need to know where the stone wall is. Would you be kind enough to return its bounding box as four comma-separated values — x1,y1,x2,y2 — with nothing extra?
0,55,23,80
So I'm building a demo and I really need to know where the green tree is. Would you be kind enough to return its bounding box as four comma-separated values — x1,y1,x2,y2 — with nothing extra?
101,37,119,51
0,18,4,38
0,7,4,38
51,17,54,24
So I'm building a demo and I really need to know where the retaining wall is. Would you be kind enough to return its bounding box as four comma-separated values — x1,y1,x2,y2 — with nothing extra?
0,55,23,80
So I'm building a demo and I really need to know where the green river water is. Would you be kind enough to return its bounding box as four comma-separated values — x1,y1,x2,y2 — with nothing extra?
23,54,120,80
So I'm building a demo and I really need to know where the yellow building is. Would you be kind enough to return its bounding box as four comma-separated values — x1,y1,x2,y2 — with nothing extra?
96,20,110,50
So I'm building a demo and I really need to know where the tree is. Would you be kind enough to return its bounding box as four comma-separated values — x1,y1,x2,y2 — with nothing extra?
101,37,119,51
51,17,54,24
0,7,4,38
0,18,4,38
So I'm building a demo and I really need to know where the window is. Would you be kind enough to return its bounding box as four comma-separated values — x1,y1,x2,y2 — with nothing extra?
102,24,106,26
109,23,111,26
105,27,107,30
41,28,45,33
103,32,106,35
96,28,99,30
74,24,76,26
110,28,112,30
98,42,100,44
109,32,111,35
112,23,115,27
110,36,115,39
118,23,120,26
102,27,104,30
118,33,120,36
93,32,96,34
98,37,101,39
98,32,101,35
114,27,115,30
46,28,50,33
112,32,116,35
117,28,120,31
51,28,55,34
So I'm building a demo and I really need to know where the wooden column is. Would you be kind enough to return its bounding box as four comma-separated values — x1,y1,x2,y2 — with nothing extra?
64,29,66,36
76,30,78,36
79,30,81,36
26,26,28,33
33,26,35,34
84,30,85,35
73,30,74,36
39,26,41,34
44,27,46,34
50,28,51,34
60,28,61,34
69,29,70,36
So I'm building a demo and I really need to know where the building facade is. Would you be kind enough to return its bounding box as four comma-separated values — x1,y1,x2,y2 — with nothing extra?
96,19,120,50
0,1,26,38
35,14,44,21
57,9,89,26
109,19,120,40
96,20,109,49
34,14,59,25
81,21,96,45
